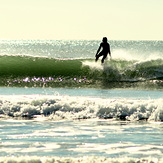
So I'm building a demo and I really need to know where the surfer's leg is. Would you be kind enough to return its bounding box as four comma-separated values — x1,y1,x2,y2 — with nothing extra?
101,54,107,63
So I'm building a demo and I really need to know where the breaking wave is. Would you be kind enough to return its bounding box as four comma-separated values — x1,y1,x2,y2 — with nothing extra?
0,55,162,88
0,95,162,122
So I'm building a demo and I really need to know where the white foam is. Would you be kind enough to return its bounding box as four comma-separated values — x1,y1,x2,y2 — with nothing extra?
82,61,103,70
0,95,162,122
70,142,163,157
0,156,162,163
148,105,163,121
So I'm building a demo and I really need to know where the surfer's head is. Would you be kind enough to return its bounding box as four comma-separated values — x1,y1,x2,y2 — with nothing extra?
102,37,107,43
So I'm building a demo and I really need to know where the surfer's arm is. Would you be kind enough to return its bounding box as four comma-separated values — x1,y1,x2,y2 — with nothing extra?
108,44,111,57
96,44,102,56
109,51,111,57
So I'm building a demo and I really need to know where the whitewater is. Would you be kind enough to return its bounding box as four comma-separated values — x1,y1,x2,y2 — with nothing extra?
0,40,162,163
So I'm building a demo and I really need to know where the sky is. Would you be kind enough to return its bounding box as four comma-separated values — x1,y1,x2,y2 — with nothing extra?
0,0,163,40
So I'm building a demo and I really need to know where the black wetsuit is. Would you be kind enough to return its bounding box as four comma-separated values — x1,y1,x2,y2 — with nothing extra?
96,42,111,63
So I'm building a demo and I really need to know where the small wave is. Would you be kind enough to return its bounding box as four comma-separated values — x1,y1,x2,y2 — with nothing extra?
0,156,162,163
0,95,162,122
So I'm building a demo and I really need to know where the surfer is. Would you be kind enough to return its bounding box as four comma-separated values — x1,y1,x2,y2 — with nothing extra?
95,37,111,63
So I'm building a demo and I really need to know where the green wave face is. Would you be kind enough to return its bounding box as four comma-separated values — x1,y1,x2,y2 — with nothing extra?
0,55,162,89
0,56,83,77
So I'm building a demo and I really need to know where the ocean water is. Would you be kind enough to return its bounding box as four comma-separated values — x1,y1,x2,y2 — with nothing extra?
0,40,162,163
